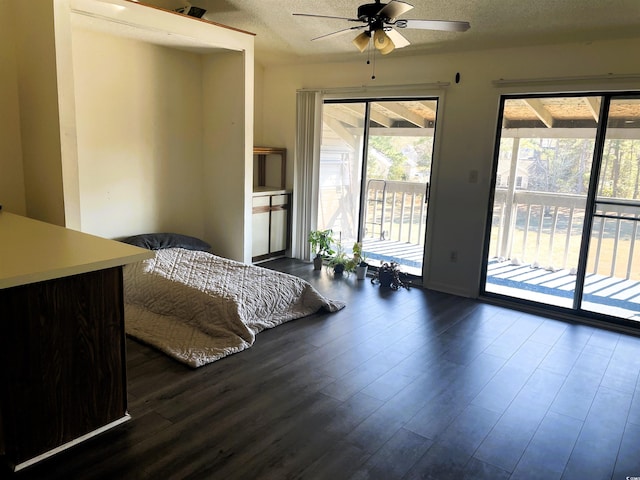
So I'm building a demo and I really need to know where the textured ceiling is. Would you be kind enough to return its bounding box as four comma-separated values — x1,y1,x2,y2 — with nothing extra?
139,0,640,65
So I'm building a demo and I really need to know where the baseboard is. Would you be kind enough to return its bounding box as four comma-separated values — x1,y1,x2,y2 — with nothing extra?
10,414,131,472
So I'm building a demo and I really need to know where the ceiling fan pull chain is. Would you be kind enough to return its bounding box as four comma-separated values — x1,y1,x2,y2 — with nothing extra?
370,48,376,80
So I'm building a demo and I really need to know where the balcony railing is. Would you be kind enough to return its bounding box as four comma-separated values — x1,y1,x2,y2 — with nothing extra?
356,182,640,316
359,180,427,272
357,181,640,279
363,179,428,245
491,188,640,281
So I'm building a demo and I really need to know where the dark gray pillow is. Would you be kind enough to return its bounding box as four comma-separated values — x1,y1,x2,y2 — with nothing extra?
121,233,211,252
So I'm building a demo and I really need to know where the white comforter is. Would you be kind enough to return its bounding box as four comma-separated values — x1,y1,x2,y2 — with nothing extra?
123,248,345,367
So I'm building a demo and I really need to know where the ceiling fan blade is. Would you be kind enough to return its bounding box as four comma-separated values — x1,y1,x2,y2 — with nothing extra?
385,28,410,48
312,25,366,41
293,13,361,22
378,1,414,20
396,19,470,32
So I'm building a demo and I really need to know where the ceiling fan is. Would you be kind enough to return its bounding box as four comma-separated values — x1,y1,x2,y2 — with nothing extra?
293,0,470,55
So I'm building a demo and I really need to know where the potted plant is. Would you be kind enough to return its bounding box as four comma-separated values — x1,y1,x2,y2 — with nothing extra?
327,242,356,276
352,242,369,280
308,229,335,270
371,261,410,290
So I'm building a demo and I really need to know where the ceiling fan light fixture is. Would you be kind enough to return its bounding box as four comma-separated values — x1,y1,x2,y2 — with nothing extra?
294,1,470,67
373,29,391,51
380,38,395,55
352,31,370,52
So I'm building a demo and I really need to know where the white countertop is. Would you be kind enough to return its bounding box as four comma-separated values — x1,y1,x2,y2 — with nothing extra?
0,212,153,289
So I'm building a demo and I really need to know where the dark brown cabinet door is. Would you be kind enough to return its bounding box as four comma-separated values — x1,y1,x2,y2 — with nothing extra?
0,267,127,468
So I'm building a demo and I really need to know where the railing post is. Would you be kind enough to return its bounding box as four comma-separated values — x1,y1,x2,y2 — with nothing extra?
380,181,387,240
389,191,396,241
399,192,407,242
500,137,521,259
627,219,639,279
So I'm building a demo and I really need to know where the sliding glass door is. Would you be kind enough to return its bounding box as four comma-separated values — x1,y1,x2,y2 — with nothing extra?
582,97,640,319
317,98,438,276
317,102,366,250
484,93,640,324
485,96,598,308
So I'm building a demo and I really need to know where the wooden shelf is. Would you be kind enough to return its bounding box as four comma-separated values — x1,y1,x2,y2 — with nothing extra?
254,147,286,190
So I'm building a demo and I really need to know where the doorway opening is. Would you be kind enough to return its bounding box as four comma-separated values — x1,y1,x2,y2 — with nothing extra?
317,98,439,277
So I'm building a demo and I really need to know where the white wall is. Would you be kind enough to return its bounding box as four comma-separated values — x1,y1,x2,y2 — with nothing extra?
72,29,206,240
0,0,254,262
202,50,253,262
259,37,640,297
12,0,66,225
68,1,254,261
0,0,26,215
254,61,265,145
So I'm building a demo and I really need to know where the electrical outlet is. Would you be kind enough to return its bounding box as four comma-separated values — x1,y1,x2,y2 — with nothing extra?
450,251,458,262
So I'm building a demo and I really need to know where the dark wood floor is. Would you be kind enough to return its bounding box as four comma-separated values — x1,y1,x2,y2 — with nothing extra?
4,258,640,480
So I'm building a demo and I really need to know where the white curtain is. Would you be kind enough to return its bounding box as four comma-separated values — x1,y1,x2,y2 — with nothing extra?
292,90,323,260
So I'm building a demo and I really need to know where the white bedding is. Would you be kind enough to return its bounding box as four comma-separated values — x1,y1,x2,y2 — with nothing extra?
123,248,345,367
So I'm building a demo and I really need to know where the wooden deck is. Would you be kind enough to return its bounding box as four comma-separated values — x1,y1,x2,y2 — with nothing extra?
486,260,640,321
362,238,424,275
357,241,640,321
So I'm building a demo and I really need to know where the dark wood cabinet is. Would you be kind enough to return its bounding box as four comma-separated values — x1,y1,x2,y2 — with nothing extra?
0,212,151,471
0,268,127,469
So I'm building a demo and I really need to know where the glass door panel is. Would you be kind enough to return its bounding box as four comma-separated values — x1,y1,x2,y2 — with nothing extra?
318,99,437,278
363,100,436,275
317,102,366,247
484,96,599,308
582,97,640,320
